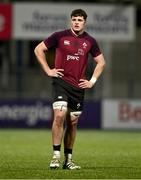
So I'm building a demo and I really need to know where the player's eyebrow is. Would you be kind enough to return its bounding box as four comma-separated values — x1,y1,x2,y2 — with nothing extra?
72,18,84,21
78,19,83,21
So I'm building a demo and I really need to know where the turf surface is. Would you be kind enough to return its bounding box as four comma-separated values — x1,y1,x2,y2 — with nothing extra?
0,129,141,179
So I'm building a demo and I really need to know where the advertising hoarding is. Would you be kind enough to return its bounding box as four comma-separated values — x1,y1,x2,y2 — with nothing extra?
0,4,12,40
13,3,135,41
102,100,141,129
0,100,101,129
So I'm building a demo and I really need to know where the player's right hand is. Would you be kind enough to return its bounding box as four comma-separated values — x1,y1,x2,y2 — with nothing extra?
47,68,64,78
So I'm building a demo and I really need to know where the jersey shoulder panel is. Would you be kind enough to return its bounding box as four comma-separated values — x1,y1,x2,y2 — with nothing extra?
44,29,70,48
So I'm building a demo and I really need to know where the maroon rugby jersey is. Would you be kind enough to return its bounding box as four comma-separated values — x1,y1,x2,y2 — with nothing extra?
44,29,101,88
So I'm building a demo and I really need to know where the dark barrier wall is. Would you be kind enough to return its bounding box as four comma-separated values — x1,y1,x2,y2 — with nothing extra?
78,101,101,129
0,99,101,129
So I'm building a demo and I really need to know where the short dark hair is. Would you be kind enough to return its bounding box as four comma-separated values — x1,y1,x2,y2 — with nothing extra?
71,9,87,21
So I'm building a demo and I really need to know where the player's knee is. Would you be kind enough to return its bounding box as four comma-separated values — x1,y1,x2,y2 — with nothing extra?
53,101,67,126
54,113,64,127
56,112,65,121
71,118,78,126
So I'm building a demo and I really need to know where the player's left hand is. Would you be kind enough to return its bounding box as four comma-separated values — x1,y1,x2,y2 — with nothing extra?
78,79,94,89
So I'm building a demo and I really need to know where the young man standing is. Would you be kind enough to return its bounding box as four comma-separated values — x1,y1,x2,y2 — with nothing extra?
34,9,106,170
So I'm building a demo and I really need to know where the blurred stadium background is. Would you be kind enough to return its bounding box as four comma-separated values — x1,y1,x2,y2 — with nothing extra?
0,0,141,129
0,0,141,179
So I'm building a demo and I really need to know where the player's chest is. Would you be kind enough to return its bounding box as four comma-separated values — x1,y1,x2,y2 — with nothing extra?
59,37,91,55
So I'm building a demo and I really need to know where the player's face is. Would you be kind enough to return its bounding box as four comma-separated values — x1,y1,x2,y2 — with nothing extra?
71,16,86,33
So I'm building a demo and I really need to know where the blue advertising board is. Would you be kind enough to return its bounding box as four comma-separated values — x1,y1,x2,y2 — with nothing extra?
0,99,101,129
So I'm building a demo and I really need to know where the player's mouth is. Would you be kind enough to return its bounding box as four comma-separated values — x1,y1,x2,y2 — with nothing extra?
74,25,79,28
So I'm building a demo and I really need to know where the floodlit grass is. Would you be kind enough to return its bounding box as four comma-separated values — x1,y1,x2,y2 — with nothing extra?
0,129,141,179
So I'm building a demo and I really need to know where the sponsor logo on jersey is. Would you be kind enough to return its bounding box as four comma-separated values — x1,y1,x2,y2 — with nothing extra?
64,40,70,45
67,55,79,61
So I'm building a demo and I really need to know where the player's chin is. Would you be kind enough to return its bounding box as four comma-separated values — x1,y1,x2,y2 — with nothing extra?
75,29,81,32
73,28,81,32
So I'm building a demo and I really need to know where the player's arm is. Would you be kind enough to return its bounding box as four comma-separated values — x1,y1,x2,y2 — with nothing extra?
78,54,106,89
34,41,64,77
90,54,106,86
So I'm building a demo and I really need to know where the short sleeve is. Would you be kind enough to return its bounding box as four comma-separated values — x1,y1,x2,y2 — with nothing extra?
44,32,58,49
90,38,101,58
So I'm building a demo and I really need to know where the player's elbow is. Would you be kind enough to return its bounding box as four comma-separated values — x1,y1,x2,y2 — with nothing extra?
34,41,47,57
99,58,106,70
102,60,106,69
95,54,106,69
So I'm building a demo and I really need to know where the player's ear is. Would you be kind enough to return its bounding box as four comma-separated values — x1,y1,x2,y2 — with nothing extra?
84,20,87,26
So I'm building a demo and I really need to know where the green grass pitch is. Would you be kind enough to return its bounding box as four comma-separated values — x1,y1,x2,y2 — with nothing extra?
0,129,141,179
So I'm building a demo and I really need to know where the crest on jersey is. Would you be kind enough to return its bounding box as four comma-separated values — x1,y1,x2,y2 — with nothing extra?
83,42,87,49
64,40,70,45
77,49,84,56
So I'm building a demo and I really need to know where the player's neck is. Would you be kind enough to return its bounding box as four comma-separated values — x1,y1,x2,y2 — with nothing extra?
71,28,84,36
